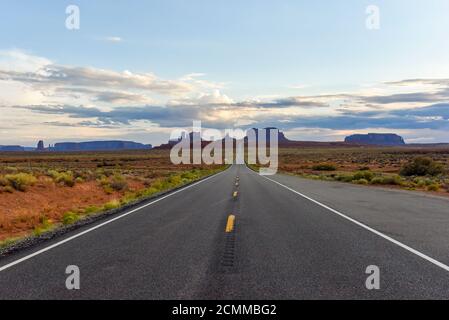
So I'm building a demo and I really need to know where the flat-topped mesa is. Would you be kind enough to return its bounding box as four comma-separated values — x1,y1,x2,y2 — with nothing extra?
345,133,405,146
52,140,152,151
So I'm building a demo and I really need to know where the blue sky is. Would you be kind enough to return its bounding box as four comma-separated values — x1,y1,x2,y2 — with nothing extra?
1,0,449,145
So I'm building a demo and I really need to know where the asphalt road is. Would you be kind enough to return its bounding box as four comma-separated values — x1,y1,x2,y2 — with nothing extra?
1,164,449,299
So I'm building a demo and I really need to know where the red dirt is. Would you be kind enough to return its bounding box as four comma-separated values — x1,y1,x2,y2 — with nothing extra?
0,178,145,241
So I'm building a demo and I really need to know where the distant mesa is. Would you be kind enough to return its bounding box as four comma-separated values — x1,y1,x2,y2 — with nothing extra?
51,140,152,152
1,140,152,152
0,145,25,152
345,133,405,146
244,127,291,144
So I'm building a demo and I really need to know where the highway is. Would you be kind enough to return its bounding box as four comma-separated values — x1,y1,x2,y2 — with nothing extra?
1,164,449,299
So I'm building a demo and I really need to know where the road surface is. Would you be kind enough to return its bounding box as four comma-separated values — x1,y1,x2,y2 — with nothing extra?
1,164,449,299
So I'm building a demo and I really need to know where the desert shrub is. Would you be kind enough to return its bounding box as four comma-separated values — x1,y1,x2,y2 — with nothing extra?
353,171,374,181
382,175,403,185
103,199,120,210
312,163,337,171
98,175,109,186
5,173,37,191
370,177,384,185
4,167,18,174
0,176,8,187
427,184,440,192
84,205,101,215
63,211,80,225
168,175,182,186
354,179,369,185
75,177,84,183
369,175,403,186
400,157,445,177
181,171,198,181
151,179,165,191
335,174,355,183
413,177,427,188
48,170,75,187
109,173,128,191
33,217,53,236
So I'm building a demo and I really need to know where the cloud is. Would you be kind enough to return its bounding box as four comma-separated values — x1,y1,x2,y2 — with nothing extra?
2,50,449,143
54,88,152,104
361,92,448,104
15,101,449,134
385,79,449,86
0,50,228,108
0,64,192,95
102,36,123,43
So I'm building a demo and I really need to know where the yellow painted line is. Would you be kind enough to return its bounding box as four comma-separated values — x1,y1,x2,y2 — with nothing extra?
225,215,236,233
233,191,238,197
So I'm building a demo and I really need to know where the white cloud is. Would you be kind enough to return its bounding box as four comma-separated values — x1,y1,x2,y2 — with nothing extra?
0,49,223,106
103,36,123,43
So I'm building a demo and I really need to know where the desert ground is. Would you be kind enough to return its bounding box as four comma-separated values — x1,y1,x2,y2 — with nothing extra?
0,149,224,245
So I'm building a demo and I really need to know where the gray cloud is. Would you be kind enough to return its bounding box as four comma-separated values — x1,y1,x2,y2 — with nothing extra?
235,97,328,108
55,88,150,104
362,92,445,104
16,101,449,133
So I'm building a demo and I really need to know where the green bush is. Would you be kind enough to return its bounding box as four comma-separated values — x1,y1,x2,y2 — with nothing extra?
353,171,374,181
33,217,53,236
63,211,80,225
368,175,403,186
312,163,337,171
103,199,120,211
5,173,37,191
75,177,84,183
84,205,101,215
383,175,403,185
335,174,355,183
354,179,369,185
48,170,75,187
369,177,384,185
427,184,440,192
400,157,445,177
168,175,182,186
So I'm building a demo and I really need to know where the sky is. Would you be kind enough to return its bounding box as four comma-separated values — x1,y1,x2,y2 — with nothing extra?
1,0,449,146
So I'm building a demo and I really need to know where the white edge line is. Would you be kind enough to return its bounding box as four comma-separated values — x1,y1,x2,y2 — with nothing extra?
255,171,449,273
0,168,228,273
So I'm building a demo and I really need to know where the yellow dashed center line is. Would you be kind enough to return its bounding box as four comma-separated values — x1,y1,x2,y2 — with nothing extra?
233,191,238,197
225,215,236,233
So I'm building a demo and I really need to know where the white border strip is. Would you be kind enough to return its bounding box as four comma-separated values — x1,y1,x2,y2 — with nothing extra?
0,168,228,273
258,173,449,273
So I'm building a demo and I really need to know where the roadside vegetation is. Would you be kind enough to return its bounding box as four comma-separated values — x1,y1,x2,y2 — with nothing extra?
251,146,449,195
0,150,225,248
